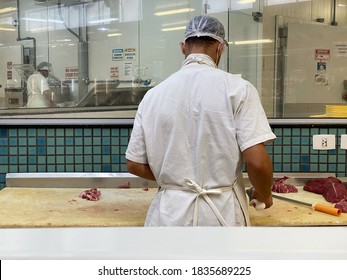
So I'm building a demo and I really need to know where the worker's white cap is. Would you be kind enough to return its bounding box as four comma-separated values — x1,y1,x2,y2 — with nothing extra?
37,61,51,71
184,15,226,44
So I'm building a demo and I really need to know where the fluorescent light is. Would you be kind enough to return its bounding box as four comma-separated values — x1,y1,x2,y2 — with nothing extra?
22,17,64,24
233,39,273,45
161,26,186,32
0,27,16,31
238,0,256,3
98,27,109,31
56,39,71,42
162,20,187,27
29,27,54,32
108,33,122,37
338,4,347,7
0,7,17,14
88,18,118,24
155,8,194,16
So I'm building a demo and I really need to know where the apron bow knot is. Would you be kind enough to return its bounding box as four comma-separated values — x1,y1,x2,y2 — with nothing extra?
184,179,222,196
184,178,230,226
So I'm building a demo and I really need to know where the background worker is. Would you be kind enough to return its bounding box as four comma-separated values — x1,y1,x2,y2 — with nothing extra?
26,61,55,108
126,15,276,226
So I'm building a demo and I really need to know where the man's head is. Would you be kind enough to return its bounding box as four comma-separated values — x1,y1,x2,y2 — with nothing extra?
36,61,51,78
184,14,226,44
181,15,227,65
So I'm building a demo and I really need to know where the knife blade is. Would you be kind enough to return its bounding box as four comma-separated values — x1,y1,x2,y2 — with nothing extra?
272,194,341,216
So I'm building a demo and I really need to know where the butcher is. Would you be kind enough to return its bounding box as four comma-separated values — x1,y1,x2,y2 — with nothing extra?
125,15,276,226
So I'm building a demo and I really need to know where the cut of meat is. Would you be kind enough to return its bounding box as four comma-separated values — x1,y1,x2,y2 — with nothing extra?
79,188,101,201
303,177,347,203
303,177,341,194
322,180,347,203
335,199,347,213
303,179,327,194
118,181,131,189
272,176,298,193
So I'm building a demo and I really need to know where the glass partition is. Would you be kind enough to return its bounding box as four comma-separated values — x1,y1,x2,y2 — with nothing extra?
0,0,347,120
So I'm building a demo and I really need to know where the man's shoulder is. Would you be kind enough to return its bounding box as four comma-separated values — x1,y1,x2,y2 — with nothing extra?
28,72,43,80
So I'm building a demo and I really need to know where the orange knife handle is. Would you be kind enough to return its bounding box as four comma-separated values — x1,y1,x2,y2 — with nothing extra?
312,203,341,216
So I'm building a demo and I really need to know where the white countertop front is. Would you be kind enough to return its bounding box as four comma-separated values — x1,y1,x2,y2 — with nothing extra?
1,226,346,260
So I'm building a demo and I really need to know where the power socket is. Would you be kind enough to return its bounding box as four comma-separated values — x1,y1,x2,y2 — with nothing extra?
341,135,347,149
313,134,335,150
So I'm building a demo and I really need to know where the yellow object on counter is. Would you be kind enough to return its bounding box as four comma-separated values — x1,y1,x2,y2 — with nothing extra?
326,105,347,117
310,105,347,118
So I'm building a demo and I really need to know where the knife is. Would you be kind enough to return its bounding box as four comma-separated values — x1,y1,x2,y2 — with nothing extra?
272,194,341,216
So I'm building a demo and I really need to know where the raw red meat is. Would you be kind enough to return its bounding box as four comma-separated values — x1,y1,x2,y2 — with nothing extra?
322,180,347,203
335,199,347,213
303,177,341,194
118,181,131,189
79,188,101,201
272,176,298,193
303,179,326,194
303,177,347,203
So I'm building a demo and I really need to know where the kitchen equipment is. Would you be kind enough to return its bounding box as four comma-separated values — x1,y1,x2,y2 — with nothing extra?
5,88,24,108
272,194,341,216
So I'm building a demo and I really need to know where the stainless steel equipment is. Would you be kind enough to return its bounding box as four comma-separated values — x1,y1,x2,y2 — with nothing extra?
5,88,24,108
76,81,152,107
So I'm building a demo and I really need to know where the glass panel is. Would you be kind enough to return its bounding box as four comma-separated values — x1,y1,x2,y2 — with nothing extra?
0,0,347,120
273,15,347,118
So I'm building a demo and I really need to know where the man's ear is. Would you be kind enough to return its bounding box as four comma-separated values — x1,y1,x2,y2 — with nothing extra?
217,42,224,56
179,42,185,55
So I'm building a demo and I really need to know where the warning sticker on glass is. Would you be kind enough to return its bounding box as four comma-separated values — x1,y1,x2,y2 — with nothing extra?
112,49,124,61
314,49,330,60
124,48,136,61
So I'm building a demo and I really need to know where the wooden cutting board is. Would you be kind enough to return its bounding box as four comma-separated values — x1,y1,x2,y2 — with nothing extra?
0,187,346,227
249,186,347,226
0,187,157,227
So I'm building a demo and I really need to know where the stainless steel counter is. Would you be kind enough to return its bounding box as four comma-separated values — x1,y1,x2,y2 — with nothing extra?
5,172,335,189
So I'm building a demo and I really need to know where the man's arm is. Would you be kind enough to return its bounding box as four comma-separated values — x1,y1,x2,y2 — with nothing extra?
242,143,273,208
126,159,156,181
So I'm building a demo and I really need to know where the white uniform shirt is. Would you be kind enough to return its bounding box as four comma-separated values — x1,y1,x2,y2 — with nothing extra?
26,71,50,108
126,54,276,226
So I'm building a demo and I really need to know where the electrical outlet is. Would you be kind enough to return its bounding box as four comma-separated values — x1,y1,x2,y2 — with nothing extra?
341,135,347,149
313,134,335,150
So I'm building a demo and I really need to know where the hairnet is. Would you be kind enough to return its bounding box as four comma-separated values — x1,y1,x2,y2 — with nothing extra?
36,61,51,71
184,15,226,44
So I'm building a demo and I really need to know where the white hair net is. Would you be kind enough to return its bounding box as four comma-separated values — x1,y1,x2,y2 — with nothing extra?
184,15,226,44
36,61,51,71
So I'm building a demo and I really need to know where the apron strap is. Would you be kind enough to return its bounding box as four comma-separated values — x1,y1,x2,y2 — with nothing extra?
184,179,234,226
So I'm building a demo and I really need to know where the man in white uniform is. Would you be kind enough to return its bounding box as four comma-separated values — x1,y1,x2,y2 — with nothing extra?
26,62,55,108
126,15,276,226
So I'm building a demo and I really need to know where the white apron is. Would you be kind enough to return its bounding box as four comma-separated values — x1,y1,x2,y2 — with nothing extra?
145,173,251,227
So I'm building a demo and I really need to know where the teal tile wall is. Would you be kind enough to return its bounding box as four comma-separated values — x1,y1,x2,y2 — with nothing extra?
269,127,347,177
1,125,347,189
0,127,132,188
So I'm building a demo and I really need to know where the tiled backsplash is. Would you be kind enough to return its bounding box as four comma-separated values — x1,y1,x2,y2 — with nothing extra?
271,127,346,175
0,127,132,188
0,125,346,188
